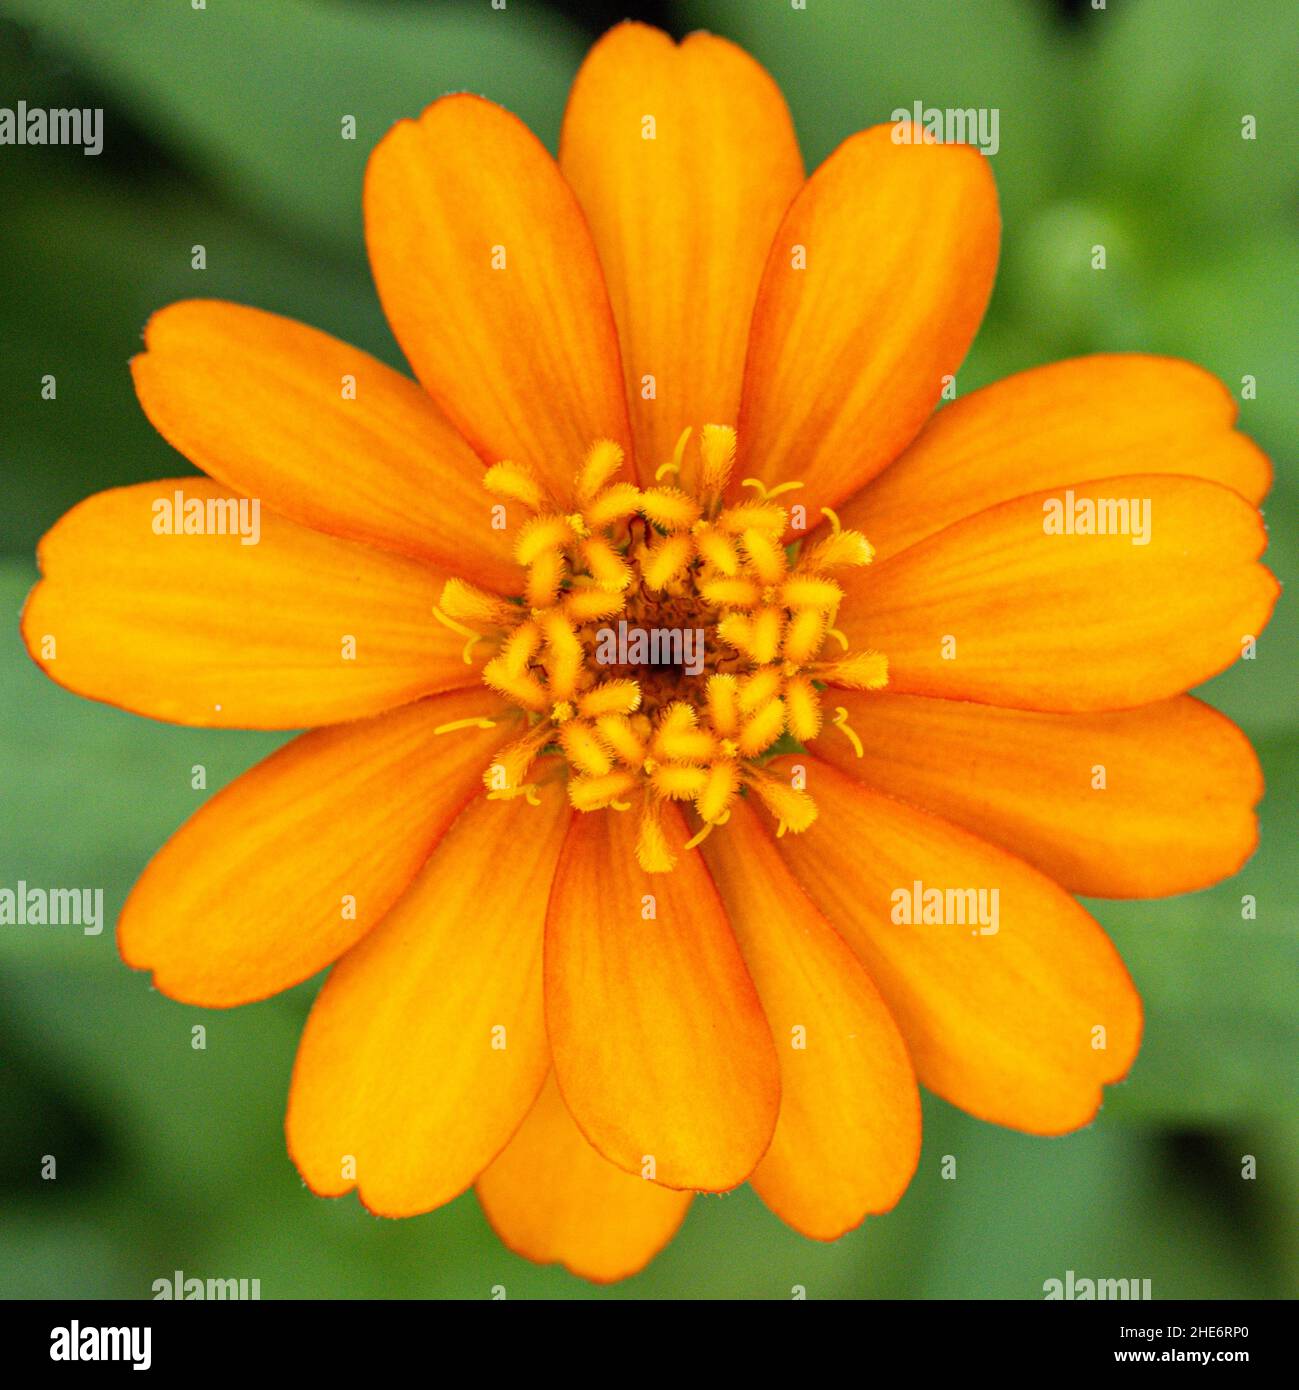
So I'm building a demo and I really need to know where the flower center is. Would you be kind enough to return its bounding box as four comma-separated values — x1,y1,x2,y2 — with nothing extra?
433,426,887,872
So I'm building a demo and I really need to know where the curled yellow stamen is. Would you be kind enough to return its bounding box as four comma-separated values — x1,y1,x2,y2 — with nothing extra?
832,705,865,759
487,782,542,806
682,820,717,851
431,605,479,642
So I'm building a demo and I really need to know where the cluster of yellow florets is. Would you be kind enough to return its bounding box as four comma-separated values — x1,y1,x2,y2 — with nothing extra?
433,426,887,872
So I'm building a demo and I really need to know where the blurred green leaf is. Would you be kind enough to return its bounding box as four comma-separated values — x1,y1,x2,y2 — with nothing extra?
3,0,1297,1303
1094,734,1299,1122
1081,0,1299,230
680,0,1072,228
1,0,587,256
0,151,400,558
0,562,288,969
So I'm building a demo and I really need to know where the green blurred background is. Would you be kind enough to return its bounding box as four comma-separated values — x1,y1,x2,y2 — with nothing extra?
1,0,1296,1299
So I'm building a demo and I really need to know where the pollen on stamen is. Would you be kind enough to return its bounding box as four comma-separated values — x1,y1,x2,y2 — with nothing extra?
458,424,891,870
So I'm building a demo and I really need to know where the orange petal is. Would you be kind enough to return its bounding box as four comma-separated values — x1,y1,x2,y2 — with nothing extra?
477,1072,692,1284
21,479,471,728
813,693,1262,899
545,802,779,1191
738,123,998,511
364,93,631,501
839,355,1273,563
131,300,518,591
700,799,920,1239
119,690,515,1007
560,22,803,485
838,475,1279,711
286,783,571,1217
770,756,1143,1135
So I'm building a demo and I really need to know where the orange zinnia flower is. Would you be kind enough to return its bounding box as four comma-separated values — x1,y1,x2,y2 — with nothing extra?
22,22,1278,1283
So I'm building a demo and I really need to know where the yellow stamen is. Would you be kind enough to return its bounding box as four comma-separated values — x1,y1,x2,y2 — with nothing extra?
681,819,717,851
831,705,865,758
799,529,874,571
484,722,553,792
525,548,566,608
483,459,547,512
515,513,574,566
695,759,740,824
783,607,826,663
738,666,782,713
433,716,499,736
486,782,542,806
699,575,761,608
569,769,638,812
699,424,736,499
740,528,787,584
438,577,518,628
706,674,740,737
578,680,642,718
719,501,787,535
819,649,889,690
636,796,676,873
431,605,479,642
481,656,549,712
671,425,693,473
747,767,818,833
540,611,584,701
584,482,642,529
640,486,702,531
784,676,823,742
716,612,755,657
780,575,844,610
564,586,626,622
738,698,786,756
500,620,541,676
748,607,784,664
560,721,615,777
582,536,633,590
653,724,716,763
468,428,883,871
641,532,694,589
651,763,709,799
595,713,647,766
576,438,626,505
692,524,740,575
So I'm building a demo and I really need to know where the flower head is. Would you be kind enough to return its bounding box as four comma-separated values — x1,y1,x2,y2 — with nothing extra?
22,22,1278,1281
